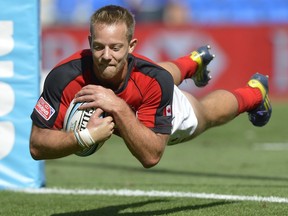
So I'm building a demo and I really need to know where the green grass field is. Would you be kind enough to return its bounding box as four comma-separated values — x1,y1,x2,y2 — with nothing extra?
1,102,288,215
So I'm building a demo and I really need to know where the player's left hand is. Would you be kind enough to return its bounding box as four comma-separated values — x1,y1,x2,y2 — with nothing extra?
74,84,123,113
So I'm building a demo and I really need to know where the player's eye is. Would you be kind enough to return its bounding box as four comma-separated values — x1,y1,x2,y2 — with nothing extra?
112,47,120,51
93,46,104,51
110,44,122,51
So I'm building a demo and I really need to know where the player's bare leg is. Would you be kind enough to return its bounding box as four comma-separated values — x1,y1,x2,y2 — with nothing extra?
159,45,215,86
182,90,238,138
181,73,272,140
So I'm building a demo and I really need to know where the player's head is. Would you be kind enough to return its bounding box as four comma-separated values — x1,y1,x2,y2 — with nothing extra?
88,5,138,87
89,5,135,42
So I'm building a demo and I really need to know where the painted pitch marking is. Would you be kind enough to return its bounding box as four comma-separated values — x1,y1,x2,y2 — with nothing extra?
13,188,288,204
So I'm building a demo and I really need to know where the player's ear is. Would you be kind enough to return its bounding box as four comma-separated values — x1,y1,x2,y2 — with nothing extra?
128,38,137,53
88,35,92,48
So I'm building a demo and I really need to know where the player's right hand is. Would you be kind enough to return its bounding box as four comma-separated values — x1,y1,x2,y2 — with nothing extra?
86,108,115,144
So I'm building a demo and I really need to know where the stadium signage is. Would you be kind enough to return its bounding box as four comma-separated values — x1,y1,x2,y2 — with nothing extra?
0,0,45,189
0,21,15,159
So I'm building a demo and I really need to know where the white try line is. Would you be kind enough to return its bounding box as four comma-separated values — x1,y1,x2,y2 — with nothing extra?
253,143,288,151
12,188,288,204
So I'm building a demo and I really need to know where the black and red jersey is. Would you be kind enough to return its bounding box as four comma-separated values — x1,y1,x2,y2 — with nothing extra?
31,49,174,134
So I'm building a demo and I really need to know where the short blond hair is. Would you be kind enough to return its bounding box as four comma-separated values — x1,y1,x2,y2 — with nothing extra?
90,5,136,42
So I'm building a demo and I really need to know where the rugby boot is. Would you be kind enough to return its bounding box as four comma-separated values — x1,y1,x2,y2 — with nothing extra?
190,45,215,87
247,73,272,127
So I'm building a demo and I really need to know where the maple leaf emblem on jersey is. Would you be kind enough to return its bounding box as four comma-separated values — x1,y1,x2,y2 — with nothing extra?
164,105,172,116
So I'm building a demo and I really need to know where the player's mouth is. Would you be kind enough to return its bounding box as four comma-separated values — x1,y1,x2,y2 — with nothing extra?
99,64,116,69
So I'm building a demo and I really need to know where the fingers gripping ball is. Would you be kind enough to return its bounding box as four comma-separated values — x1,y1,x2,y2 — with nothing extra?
63,101,105,157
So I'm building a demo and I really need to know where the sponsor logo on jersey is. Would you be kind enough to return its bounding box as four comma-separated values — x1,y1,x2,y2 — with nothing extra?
35,97,55,120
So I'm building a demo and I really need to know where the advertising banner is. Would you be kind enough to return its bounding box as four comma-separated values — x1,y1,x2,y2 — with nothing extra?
0,0,45,189
42,24,288,99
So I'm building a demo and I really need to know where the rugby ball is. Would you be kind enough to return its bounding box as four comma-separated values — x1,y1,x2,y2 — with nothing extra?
63,100,105,157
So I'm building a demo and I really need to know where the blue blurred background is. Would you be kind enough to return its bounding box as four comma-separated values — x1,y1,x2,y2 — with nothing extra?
41,0,288,26
40,0,288,99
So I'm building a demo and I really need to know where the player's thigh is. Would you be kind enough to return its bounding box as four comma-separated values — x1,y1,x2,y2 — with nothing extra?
181,90,208,137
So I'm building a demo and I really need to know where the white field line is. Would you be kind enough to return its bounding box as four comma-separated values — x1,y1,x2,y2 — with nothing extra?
13,188,288,204
253,143,288,151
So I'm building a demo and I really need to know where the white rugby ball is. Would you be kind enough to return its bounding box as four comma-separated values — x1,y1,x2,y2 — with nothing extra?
63,100,105,157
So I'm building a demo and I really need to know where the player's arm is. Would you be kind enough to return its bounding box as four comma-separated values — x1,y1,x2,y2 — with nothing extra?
74,85,169,168
30,124,81,159
30,109,114,160
110,98,169,168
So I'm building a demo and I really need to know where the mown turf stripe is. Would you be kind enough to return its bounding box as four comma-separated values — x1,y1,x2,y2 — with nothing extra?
13,188,288,203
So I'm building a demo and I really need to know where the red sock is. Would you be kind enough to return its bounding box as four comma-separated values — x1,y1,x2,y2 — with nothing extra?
170,55,198,82
231,86,263,114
